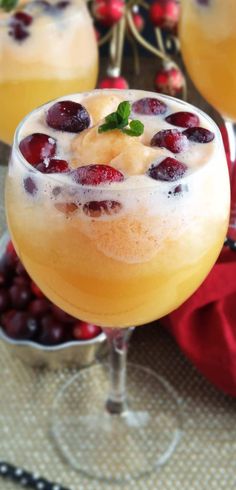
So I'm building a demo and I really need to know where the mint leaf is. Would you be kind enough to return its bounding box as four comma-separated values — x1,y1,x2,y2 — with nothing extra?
98,122,118,133
123,119,144,137
130,119,144,135
98,100,144,137
117,101,131,122
0,0,18,11
105,112,118,125
117,118,129,129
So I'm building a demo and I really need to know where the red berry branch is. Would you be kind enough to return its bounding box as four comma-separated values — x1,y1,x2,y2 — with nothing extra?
90,0,186,98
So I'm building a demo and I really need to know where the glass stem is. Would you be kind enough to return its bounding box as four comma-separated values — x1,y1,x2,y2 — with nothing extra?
103,327,134,415
224,119,236,164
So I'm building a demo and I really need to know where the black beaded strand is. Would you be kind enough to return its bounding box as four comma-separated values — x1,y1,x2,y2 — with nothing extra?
0,461,71,490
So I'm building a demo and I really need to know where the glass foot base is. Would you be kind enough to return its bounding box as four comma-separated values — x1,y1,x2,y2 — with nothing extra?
51,363,182,483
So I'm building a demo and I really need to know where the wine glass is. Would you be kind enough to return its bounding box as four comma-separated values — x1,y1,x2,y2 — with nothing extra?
180,0,236,161
0,0,98,144
5,89,230,482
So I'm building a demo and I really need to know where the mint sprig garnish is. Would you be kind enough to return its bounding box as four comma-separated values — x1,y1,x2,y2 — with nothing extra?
98,101,144,137
0,0,18,11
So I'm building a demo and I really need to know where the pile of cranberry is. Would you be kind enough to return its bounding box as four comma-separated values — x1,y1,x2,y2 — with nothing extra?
0,240,102,345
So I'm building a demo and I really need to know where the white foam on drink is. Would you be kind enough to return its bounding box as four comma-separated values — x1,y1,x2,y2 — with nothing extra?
12,89,229,264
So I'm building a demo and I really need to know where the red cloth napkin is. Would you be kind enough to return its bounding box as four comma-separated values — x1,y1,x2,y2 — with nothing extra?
163,126,236,397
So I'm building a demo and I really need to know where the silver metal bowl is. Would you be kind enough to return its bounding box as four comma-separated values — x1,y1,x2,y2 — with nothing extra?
0,327,107,369
0,231,107,369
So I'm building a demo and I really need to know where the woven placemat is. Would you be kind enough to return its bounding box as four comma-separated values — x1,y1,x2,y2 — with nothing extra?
0,326,236,490
1,164,236,490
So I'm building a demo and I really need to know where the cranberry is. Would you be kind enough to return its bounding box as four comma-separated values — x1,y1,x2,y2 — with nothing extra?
52,186,62,197
31,281,45,298
1,310,15,328
23,177,38,196
132,97,167,115
148,157,187,182
36,158,69,174
150,129,188,153
6,240,18,259
73,321,102,340
39,316,66,345
28,298,51,318
196,0,209,5
9,24,29,42
51,305,75,323
98,75,129,90
14,275,30,287
19,133,56,165
56,0,70,8
10,284,32,310
54,202,78,216
4,311,40,340
0,289,11,313
72,164,124,185
165,111,200,128
46,101,90,133
83,200,121,218
12,12,33,26
0,255,15,287
168,184,189,196
183,127,215,143
15,260,28,277
34,0,51,8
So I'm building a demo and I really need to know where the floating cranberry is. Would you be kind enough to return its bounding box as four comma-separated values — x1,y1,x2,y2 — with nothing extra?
196,0,209,5
83,200,121,217
0,289,11,313
73,321,102,340
72,164,124,185
148,157,187,182
52,186,62,197
4,311,39,340
20,133,56,165
28,298,51,318
39,316,66,345
183,127,215,143
23,177,38,196
56,0,70,8
165,111,200,128
46,101,90,133
168,184,189,196
9,10,33,43
132,97,167,115
12,12,33,26
51,304,75,323
34,0,51,8
9,24,29,42
36,158,69,174
30,281,45,298
54,202,78,216
10,284,32,310
150,129,188,153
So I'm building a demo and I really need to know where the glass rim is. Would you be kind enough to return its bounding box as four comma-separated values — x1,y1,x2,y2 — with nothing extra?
12,88,225,192
0,0,86,27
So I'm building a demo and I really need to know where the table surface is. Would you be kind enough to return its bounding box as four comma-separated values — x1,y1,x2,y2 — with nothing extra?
0,57,235,490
